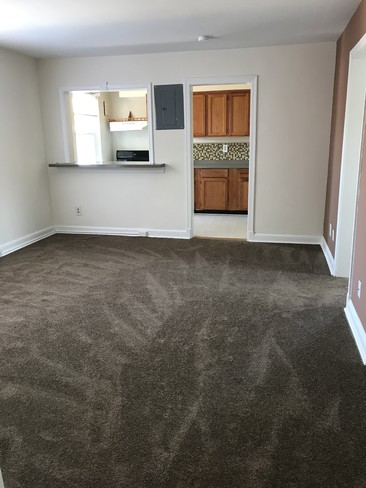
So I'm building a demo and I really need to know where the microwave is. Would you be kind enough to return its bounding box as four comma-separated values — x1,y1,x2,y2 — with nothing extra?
116,150,149,162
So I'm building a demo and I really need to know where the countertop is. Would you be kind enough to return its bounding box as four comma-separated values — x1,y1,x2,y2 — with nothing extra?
194,160,249,169
49,162,166,172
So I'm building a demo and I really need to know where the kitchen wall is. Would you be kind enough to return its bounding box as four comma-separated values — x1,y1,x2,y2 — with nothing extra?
108,92,147,119
109,93,149,155
72,91,148,162
0,47,53,255
38,42,335,237
323,0,366,257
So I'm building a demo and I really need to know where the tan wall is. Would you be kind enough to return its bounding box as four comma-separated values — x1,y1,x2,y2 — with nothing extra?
39,43,335,237
350,118,366,327
0,47,53,251
323,0,366,255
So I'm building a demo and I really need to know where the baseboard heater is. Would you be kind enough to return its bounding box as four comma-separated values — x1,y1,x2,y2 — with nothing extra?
112,231,148,237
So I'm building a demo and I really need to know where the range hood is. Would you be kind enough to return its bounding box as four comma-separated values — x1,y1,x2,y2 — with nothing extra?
109,120,148,132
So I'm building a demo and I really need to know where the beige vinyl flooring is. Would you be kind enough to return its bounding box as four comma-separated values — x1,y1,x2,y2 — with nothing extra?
193,214,247,239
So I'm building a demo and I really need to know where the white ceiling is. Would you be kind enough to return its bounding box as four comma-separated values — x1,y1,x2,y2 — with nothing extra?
0,0,361,59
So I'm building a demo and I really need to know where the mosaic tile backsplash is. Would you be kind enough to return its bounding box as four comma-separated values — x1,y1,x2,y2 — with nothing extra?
193,142,249,161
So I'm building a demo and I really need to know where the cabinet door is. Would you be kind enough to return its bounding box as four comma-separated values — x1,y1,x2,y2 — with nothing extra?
238,168,249,211
194,169,202,209
197,169,229,210
228,169,240,210
207,93,227,137
193,93,206,137
228,168,249,211
228,91,250,136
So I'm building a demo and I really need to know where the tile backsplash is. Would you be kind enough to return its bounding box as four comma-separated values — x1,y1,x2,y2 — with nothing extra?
193,142,249,161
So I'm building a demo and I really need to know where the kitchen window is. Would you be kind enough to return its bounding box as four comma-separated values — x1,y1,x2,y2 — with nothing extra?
71,92,102,164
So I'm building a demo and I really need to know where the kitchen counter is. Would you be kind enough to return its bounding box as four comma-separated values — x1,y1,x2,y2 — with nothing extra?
194,160,248,169
49,162,166,172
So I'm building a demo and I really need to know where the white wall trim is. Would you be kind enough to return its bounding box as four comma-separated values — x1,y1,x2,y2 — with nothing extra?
0,227,56,257
334,33,366,277
344,299,366,365
247,232,321,245
320,236,335,275
55,225,191,239
184,75,258,239
352,31,366,59
59,82,155,164
247,76,257,237
0,227,323,256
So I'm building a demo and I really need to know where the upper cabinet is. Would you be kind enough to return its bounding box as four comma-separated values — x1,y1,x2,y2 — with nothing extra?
192,93,206,137
228,91,250,137
193,90,250,138
207,92,227,137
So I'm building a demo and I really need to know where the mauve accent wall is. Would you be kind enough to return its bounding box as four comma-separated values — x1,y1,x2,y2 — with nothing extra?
323,0,366,256
350,120,366,328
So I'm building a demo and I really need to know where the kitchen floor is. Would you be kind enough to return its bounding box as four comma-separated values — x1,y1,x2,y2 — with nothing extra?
193,214,247,239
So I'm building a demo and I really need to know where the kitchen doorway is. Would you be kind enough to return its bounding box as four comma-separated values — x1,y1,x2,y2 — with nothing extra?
335,34,366,277
185,76,257,240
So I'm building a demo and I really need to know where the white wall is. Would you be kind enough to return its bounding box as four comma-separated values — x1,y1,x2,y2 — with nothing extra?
0,48,53,252
38,42,335,236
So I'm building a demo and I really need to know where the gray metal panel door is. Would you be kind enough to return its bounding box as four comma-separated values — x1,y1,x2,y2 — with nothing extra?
154,84,184,130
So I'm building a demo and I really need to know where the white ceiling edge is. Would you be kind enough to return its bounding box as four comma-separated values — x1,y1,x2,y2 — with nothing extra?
0,0,361,59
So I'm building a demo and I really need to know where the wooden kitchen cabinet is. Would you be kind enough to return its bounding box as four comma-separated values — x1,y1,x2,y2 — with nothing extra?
228,91,250,137
195,169,229,210
207,92,227,137
228,168,249,211
193,90,250,137
239,169,249,212
193,93,206,137
194,168,248,212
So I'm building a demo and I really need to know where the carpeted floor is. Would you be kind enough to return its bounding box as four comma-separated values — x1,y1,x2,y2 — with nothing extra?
0,234,365,488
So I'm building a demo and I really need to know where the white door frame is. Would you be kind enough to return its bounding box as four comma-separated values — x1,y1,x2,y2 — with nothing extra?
335,34,366,277
184,75,258,238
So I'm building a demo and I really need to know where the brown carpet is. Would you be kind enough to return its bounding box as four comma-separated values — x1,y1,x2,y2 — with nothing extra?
0,234,365,488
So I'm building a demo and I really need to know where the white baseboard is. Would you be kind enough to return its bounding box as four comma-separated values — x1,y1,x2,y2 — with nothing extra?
0,225,192,257
55,225,191,239
344,299,366,365
0,226,55,257
320,236,335,276
247,232,321,245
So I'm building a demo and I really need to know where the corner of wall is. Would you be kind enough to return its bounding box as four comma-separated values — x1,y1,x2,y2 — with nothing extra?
0,227,55,258
320,236,336,275
344,298,366,364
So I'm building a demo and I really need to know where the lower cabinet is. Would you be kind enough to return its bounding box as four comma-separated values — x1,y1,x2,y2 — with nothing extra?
194,168,249,212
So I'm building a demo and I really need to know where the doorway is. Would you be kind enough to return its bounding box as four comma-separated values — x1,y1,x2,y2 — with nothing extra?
335,34,366,277
184,76,257,239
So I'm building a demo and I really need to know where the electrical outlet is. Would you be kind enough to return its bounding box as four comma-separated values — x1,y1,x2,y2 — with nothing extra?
329,223,332,238
75,206,82,216
223,144,228,153
358,280,362,299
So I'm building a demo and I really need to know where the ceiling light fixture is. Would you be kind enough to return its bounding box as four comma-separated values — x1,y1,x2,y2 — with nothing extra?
198,35,210,42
